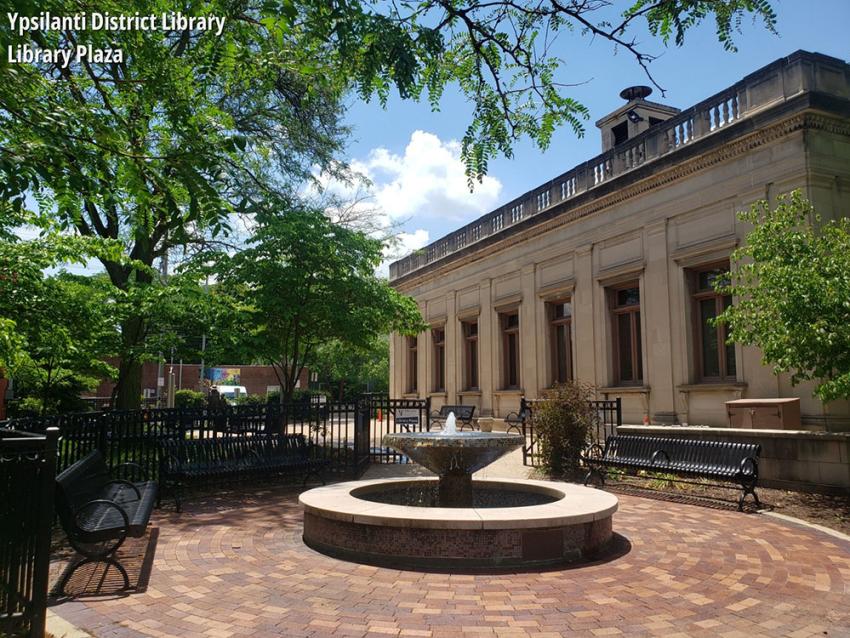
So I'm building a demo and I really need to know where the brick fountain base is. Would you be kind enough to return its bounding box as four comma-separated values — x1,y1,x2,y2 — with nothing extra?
300,478,618,569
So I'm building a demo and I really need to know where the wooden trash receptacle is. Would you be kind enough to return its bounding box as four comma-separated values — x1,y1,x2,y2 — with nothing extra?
726,398,801,429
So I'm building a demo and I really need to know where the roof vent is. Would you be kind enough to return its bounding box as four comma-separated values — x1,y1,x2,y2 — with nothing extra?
619,85,653,101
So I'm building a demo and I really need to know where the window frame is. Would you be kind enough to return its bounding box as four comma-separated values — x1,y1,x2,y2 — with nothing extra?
461,319,479,391
609,282,643,386
548,299,573,385
500,310,521,390
691,263,736,382
432,327,446,392
406,335,418,393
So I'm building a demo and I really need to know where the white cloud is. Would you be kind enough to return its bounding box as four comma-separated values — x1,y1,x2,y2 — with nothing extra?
352,130,502,224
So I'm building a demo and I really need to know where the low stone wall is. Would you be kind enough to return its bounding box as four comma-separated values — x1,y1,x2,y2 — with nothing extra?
618,425,850,494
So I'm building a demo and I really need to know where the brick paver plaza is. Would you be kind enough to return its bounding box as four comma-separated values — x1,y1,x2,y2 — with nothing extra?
49,465,850,638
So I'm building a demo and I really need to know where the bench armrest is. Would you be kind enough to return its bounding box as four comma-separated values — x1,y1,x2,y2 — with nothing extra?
650,449,670,466
740,456,759,477
74,499,130,533
114,462,149,481
582,443,605,461
105,479,142,500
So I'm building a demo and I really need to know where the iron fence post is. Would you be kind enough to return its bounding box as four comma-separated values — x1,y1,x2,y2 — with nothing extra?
30,427,57,638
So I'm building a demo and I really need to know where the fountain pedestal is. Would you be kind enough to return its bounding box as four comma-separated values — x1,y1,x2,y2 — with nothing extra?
439,470,473,507
382,428,523,507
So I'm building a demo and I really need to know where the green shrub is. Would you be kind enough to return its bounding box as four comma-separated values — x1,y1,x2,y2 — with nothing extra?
236,393,267,406
174,389,206,408
10,396,48,417
534,381,597,477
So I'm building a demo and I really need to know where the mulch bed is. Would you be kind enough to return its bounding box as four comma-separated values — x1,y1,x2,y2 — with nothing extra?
530,467,850,536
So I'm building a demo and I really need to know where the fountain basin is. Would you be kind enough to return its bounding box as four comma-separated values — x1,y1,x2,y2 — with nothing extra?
300,478,618,569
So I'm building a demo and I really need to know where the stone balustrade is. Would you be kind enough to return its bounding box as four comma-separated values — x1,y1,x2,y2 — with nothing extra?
389,51,849,282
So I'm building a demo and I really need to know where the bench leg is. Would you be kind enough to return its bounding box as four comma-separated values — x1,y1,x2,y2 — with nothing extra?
738,481,761,512
302,468,326,487
174,482,184,513
584,467,605,487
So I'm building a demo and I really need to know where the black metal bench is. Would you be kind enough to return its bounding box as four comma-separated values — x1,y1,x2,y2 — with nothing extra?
504,402,531,435
54,450,158,590
584,435,761,511
429,405,476,431
160,433,327,511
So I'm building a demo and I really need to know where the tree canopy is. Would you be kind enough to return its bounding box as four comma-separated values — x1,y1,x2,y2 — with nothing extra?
717,191,850,403
207,207,425,403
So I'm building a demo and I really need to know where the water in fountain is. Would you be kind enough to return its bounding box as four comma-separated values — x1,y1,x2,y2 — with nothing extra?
442,411,458,435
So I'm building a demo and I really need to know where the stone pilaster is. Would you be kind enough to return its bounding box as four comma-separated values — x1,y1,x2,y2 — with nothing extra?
520,264,538,399
445,292,458,402
644,220,676,423
479,278,494,416
573,244,596,386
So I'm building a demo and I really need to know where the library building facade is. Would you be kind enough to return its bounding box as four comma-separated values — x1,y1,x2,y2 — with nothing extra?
388,51,850,431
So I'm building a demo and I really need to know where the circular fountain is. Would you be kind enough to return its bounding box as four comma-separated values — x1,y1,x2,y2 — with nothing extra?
300,413,617,569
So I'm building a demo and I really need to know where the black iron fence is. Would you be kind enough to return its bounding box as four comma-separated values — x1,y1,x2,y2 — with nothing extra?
1,428,57,638
360,395,431,463
0,402,374,480
521,397,622,466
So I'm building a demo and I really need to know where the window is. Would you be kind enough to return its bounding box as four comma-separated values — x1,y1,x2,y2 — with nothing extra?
406,336,418,393
501,311,520,389
548,300,573,384
612,121,629,146
462,320,479,390
692,264,736,380
432,328,445,392
610,284,642,385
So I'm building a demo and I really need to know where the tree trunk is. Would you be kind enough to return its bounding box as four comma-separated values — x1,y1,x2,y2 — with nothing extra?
113,314,146,410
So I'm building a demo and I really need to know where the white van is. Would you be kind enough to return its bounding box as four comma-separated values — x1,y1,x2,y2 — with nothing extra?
212,385,248,405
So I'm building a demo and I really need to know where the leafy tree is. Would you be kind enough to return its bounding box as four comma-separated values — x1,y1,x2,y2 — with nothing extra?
0,271,118,415
717,191,850,402
208,207,425,404
260,0,775,181
1,0,347,407
313,335,390,401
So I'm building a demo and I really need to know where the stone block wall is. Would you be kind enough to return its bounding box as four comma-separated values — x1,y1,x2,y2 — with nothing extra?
619,425,850,494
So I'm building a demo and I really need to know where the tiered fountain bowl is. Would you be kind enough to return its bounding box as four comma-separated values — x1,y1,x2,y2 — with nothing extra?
300,414,618,569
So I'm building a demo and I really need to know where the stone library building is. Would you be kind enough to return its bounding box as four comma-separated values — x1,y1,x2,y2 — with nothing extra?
388,51,850,431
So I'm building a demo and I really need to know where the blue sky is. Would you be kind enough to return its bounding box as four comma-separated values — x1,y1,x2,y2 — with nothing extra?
334,0,850,266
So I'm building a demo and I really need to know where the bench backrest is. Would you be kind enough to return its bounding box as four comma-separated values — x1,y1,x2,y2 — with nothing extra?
54,450,111,528
161,433,311,470
603,435,760,474
439,405,475,420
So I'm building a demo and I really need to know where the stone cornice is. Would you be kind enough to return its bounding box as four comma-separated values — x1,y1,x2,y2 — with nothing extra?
393,111,849,293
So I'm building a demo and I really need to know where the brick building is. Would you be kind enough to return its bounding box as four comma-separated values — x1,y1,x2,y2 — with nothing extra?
89,362,310,400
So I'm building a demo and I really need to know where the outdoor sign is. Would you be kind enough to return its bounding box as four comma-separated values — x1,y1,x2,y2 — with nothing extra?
204,367,241,385
395,408,420,430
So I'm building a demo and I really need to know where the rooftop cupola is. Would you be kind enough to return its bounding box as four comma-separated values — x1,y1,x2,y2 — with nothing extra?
595,85,680,152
